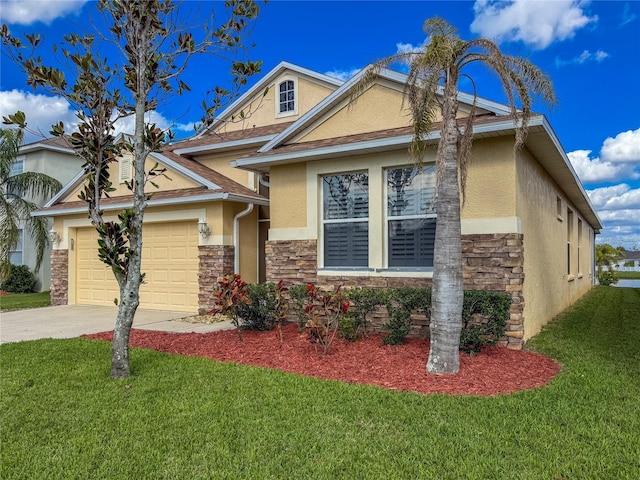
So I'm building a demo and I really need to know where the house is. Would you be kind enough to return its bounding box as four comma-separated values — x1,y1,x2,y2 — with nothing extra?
35,61,602,348
9,136,83,291
620,250,640,271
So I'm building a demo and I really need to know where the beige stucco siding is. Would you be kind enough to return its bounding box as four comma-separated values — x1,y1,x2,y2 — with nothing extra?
197,148,257,188
215,76,335,134
299,85,410,142
516,147,593,340
269,163,307,229
58,153,200,203
462,137,516,219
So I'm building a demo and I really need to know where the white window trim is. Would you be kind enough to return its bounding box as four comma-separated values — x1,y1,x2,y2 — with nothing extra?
10,155,25,176
9,228,24,265
275,76,298,119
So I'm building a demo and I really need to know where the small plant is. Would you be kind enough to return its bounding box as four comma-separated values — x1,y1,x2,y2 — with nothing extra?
210,274,251,341
272,279,290,342
460,290,511,354
288,283,310,331
237,282,276,332
598,270,618,286
342,288,387,341
303,283,350,354
382,288,427,345
0,264,37,293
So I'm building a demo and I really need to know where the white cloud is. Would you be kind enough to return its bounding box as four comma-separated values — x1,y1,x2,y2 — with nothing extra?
567,128,640,184
601,128,640,163
471,0,597,50
555,49,609,67
324,68,361,82
0,0,89,25
0,89,79,143
588,184,640,210
567,149,636,183
0,89,194,144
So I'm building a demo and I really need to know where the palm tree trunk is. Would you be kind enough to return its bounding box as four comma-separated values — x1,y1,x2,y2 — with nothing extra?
427,76,463,374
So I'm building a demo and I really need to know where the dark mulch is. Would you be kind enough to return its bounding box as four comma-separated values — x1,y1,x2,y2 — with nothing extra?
84,323,561,396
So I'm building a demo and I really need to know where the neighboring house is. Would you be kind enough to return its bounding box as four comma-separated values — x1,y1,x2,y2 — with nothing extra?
620,250,640,271
35,61,602,348
10,136,83,291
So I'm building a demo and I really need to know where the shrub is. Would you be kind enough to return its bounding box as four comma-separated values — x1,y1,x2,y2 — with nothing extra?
237,282,277,332
382,288,428,345
343,288,387,340
287,283,310,331
598,270,618,286
1,264,37,293
303,283,349,354
460,290,511,354
210,274,251,341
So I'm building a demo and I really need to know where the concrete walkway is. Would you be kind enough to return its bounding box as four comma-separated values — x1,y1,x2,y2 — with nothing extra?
0,305,233,344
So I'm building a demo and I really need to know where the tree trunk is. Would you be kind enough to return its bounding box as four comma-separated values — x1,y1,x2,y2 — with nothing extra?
110,283,140,378
427,75,463,374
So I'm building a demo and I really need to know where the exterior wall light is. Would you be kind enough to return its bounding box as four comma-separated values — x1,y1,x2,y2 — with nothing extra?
49,228,62,245
198,219,211,239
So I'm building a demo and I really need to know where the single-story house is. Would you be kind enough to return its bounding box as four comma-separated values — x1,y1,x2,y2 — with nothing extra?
35,61,602,348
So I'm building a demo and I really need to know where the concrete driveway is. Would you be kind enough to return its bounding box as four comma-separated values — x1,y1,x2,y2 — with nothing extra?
0,305,233,344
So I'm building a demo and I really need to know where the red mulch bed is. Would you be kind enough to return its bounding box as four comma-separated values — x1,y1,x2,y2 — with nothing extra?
83,323,561,396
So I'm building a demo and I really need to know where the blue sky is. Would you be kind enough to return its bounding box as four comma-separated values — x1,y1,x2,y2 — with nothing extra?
1,0,639,248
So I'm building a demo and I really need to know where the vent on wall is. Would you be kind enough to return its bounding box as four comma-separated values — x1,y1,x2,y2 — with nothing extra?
119,157,132,184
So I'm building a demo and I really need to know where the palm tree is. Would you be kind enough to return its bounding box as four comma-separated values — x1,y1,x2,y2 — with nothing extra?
595,243,625,276
0,127,62,278
353,17,556,374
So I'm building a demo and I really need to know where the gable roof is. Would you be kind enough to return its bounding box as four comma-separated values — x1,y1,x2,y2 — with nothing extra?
190,61,344,140
230,65,602,233
35,147,267,217
20,136,75,155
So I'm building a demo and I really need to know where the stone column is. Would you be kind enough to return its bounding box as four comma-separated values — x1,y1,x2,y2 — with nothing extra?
198,245,234,314
50,249,69,305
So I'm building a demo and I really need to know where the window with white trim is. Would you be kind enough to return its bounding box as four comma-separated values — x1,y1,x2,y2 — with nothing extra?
386,165,437,267
577,218,582,274
9,228,24,265
322,172,369,267
277,79,296,116
567,208,574,276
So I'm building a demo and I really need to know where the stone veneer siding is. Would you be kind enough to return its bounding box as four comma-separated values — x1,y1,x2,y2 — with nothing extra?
50,249,69,306
266,233,525,349
198,245,234,314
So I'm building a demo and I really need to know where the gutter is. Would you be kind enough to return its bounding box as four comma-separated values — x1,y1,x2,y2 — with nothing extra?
233,203,254,273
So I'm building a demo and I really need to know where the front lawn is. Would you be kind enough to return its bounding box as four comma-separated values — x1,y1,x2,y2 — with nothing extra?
0,291,50,311
1,286,639,479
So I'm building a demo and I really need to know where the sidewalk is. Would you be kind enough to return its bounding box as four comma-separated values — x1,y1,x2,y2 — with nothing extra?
0,305,233,344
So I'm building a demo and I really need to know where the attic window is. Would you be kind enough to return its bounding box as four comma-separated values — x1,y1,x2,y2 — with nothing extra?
276,78,297,117
119,157,132,184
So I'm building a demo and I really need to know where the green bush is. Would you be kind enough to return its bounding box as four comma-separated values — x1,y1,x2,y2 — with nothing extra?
342,288,387,340
382,288,429,345
598,270,618,286
287,283,310,331
237,282,277,331
460,290,511,354
1,264,37,293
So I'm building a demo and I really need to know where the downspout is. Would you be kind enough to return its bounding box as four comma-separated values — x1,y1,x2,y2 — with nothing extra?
234,203,254,274
258,173,270,188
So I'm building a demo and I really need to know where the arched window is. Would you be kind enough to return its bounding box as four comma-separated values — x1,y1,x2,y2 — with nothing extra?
278,80,295,114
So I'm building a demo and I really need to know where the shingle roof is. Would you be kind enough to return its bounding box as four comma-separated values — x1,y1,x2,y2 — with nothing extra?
168,122,294,151
623,250,640,261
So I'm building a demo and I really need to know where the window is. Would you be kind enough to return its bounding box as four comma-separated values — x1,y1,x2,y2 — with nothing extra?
567,208,574,276
278,80,295,114
322,172,368,267
386,165,437,267
9,229,23,265
556,196,563,220
577,218,583,274
10,155,24,176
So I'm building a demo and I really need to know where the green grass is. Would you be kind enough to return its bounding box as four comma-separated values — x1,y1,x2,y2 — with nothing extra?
617,271,640,280
0,291,50,311
2,286,639,479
